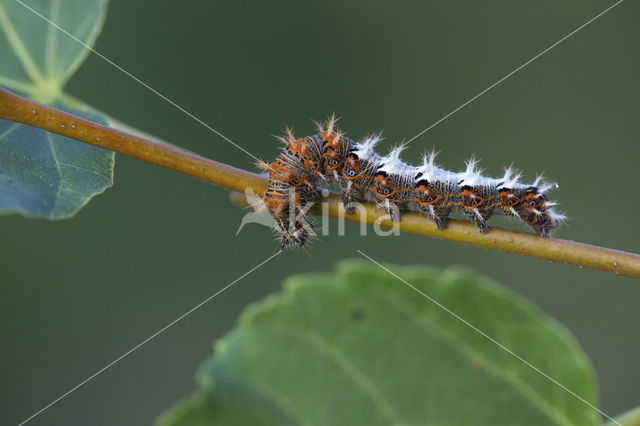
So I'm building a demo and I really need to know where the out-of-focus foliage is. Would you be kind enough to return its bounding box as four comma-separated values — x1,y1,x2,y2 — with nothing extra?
160,260,599,426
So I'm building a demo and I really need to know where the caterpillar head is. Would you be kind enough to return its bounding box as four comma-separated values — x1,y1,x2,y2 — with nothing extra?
277,214,315,249
279,226,311,249
516,190,561,236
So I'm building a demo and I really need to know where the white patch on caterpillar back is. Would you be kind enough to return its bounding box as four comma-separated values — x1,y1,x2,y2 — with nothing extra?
408,148,562,200
456,157,487,187
353,134,383,160
379,144,415,178
414,150,456,184
499,166,523,189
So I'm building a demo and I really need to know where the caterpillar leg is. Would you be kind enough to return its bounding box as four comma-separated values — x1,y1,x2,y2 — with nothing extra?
342,195,356,214
275,200,316,249
431,217,445,229
433,212,449,230
278,218,314,248
421,207,448,229
429,206,451,230
469,208,491,233
520,211,557,237
475,218,490,233
456,206,491,233
382,200,401,222
413,199,450,230
339,180,358,214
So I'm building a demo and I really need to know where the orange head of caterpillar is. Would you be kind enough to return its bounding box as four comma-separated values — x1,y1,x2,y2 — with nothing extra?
372,172,397,199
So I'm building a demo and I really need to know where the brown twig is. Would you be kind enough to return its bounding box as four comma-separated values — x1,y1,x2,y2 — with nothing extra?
1,87,639,278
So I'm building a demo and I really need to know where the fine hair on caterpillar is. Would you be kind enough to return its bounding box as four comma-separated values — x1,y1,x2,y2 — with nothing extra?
261,115,565,249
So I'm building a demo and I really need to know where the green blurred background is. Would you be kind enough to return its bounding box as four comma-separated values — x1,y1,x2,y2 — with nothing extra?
2,0,639,424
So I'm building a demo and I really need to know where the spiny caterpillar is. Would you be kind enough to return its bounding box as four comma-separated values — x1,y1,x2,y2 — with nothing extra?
259,116,564,249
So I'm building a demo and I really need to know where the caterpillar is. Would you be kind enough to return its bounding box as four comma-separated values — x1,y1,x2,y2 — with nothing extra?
259,116,564,249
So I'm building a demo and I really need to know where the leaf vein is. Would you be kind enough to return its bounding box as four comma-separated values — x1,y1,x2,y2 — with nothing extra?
0,3,45,83
386,294,574,426
259,324,401,425
45,0,60,76
233,375,311,426
46,131,64,214
58,160,110,180
0,122,22,140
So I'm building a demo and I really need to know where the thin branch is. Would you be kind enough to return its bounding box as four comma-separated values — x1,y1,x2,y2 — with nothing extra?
1,87,640,278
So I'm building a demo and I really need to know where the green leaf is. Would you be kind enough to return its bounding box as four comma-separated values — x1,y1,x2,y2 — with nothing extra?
159,260,600,426
0,102,113,218
0,0,113,219
0,0,108,101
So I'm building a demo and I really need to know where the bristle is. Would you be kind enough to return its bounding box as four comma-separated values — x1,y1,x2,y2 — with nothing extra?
254,159,271,171
285,126,296,144
379,144,406,174
539,182,559,193
313,120,323,133
532,174,544,187
353,133,382,159
325,113,339,133
426,149,438,168
457,156,488,186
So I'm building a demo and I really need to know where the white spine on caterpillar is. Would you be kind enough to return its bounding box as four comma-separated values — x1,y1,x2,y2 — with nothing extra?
500,167,523,189
379,144,414,177
456,157,490,187
415,151,438,181
415,151,455,184
353,134,382,160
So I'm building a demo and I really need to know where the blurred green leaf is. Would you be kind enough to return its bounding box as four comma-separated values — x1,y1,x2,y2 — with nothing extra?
0,0,113,219
159,260,600,426
0,0,108,101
